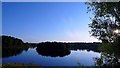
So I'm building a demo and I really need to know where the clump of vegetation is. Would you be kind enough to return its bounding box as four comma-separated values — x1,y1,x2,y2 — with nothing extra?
2,63,40,68
2,35,29,48
37,42,69,50
2,36,27,58
36,42,71,57
2,35,37,58
98,43,120,55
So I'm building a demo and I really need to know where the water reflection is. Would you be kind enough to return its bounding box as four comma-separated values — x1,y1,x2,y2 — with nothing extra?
2,47,29,58
2,47,101,66
2,41,120,66
3,42,101,58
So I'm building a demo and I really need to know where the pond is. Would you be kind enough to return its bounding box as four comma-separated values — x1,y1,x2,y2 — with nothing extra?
2,47,101,66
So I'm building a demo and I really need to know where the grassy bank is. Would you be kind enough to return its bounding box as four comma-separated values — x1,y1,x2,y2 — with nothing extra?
2,63,40,68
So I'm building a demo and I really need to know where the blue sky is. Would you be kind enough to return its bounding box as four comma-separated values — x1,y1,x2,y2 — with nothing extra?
2,2,100,43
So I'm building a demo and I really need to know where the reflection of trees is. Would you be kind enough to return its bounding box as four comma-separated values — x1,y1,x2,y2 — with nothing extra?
36,42,71,57
2,48,25,58
2,47,30,58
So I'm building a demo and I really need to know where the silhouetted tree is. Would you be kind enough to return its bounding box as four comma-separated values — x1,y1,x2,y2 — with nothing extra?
86,2,120,66
86,2,120,43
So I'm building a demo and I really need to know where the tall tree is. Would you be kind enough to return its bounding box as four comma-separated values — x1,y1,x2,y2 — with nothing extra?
86,2,120,43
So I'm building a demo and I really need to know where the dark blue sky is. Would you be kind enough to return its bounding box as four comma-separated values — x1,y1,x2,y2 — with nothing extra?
2,2,99,43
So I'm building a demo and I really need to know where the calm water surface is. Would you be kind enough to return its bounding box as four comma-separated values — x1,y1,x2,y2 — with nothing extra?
2,48,101,66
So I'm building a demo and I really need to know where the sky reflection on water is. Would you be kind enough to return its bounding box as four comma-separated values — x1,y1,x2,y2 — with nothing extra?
2,48,101,66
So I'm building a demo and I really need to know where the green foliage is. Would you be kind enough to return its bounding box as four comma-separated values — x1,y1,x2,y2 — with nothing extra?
86,2,120,43
86,2,120,22
98,43,120,56
93,52,120,68
114,36,120,46
86,2,120,67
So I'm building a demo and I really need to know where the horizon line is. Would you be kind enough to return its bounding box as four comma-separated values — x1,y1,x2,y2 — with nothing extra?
1,35,101,43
